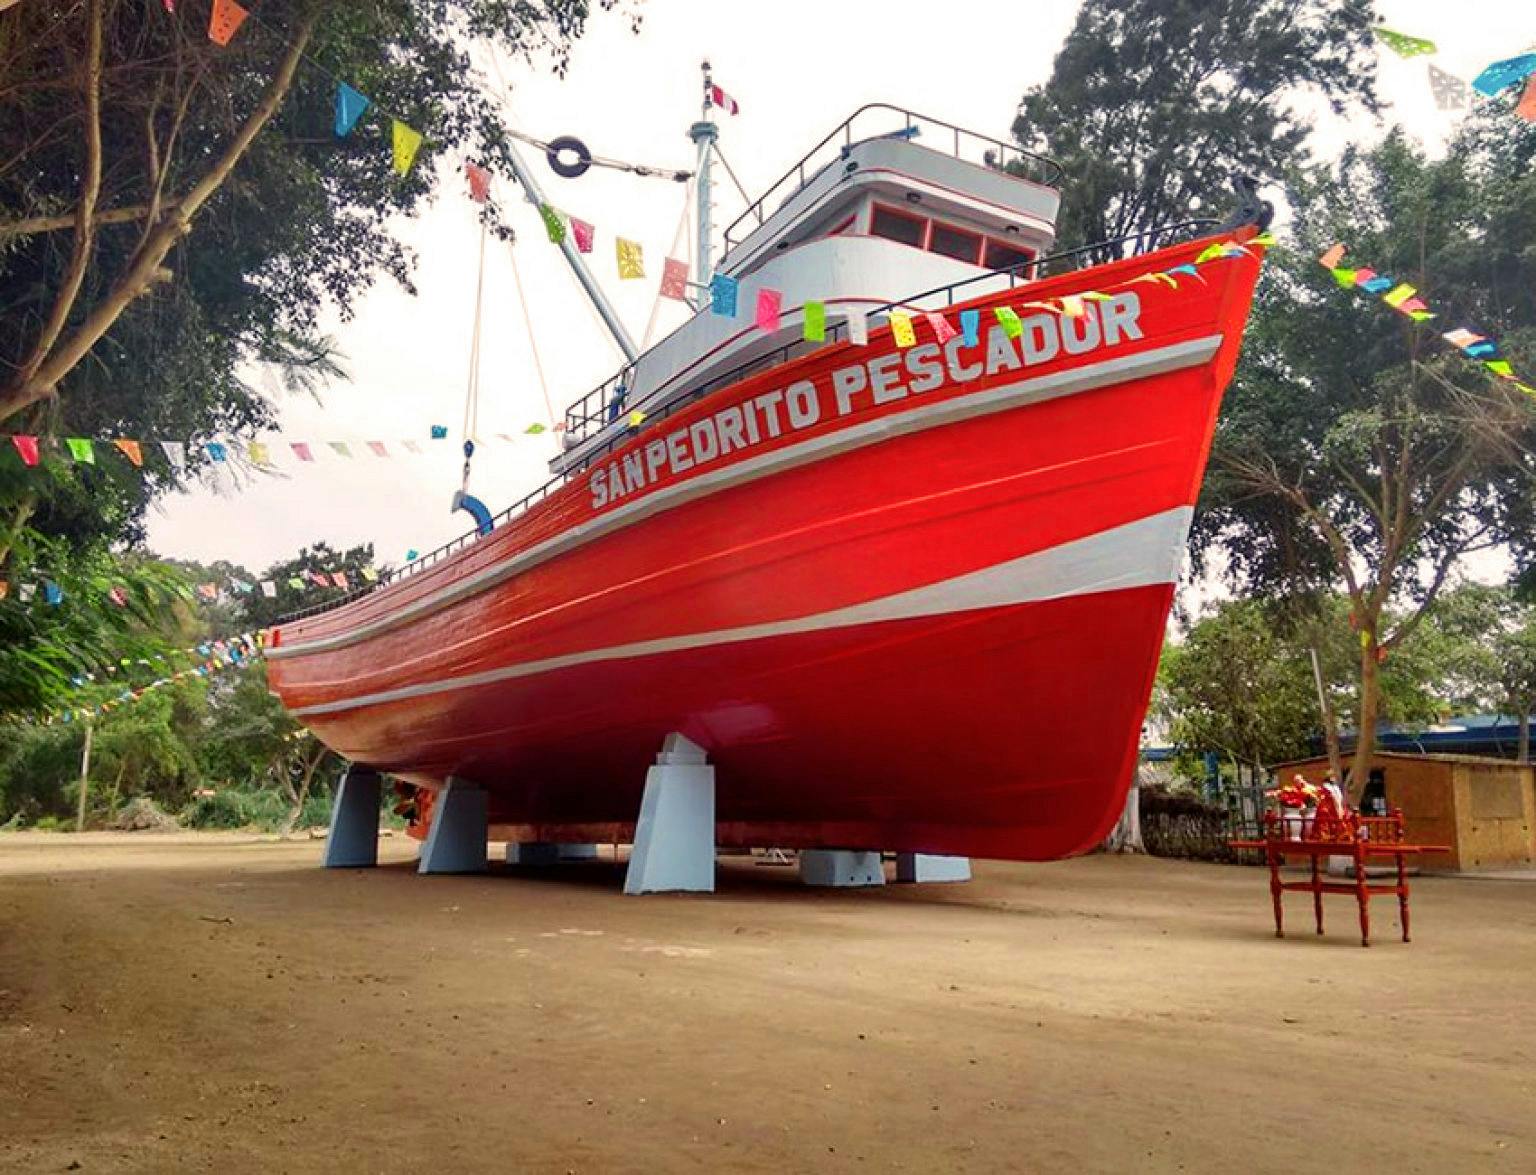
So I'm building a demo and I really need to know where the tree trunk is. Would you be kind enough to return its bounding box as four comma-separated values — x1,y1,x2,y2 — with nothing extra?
1348,636,1382,803
1104,772,1145,853
75,720,94,832
1308,644,1345,787
281,748,321,836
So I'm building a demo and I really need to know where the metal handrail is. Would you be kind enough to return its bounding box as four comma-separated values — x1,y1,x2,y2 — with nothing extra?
720,104,1063,254
274,217,1219,630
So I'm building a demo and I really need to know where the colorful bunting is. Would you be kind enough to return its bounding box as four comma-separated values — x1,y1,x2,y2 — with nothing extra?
1519,76,1536,122
1472,54,1536,97
290,442,314,462
160,441,185,470
709,273,738,317
248,441,270,464
959,309,980,349
205,441,227,462
334,83,370,138
1428,64,1469,111
113,439,143,467
207,0,249,46
391,119,423,176
66,437,94,464
361,568,379,583
616,237,644,279
889,311,916,348
570,217,595,254
366,441,389,458
328,442,352,458
627,410,646,428
431,425,448,439
845,308,869,346
12,435,39,466
287,577,304,590
524,423,546,435
994,307,1022,339
540,203,567,244
1059,295,1086,318
331,571,350,589
465,162,492,203
44,581,62,606
926,312,958,345
660,257,690,301
803,300,826,343
1373,27,1436,58
755,288,782,332
260,581,277,598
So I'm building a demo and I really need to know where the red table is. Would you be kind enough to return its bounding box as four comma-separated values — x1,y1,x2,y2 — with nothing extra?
1230,811,1447,947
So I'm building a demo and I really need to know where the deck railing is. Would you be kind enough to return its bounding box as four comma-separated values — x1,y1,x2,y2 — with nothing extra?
274,217,1219,628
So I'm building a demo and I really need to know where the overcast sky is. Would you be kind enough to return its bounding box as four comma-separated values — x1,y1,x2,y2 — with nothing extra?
143,0,1534,575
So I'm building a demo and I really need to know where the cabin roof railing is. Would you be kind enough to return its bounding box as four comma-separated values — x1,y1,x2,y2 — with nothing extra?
719,103,1064,256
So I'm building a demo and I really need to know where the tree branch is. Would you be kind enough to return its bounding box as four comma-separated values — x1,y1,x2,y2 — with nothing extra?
10,0,105,392
0,202,182,238
0,9,319,427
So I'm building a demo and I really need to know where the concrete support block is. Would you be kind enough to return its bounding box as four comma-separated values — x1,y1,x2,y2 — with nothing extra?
800,849,886,888
894,853,972,884
417,778,488,875
322,768,381,868
504,842,599,865
623,734,716,895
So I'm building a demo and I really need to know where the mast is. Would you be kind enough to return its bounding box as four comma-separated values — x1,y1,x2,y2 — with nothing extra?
503,137,639,363
690,60,719,290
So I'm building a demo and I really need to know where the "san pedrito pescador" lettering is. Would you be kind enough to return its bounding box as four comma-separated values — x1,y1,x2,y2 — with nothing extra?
589,291,1145,510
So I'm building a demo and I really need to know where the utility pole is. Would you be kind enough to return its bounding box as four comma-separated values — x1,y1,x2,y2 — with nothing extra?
75,718,94,832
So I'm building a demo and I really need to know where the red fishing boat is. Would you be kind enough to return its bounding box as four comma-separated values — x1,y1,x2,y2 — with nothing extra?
266,95,1268,872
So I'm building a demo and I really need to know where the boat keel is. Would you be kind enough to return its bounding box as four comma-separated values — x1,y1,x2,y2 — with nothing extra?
623,734,716,895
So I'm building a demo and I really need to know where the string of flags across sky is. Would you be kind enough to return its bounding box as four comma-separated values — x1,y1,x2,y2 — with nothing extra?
1319,243,1535,396
1371,26,1536,119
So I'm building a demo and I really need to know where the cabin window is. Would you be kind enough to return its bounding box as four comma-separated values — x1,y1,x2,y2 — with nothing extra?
870,204,925,248
928,223,982,264
984,238,1035,273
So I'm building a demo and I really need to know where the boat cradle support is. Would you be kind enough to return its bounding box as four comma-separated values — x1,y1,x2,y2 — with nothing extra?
507,842,599,865
623,733,717,895
894,853,972,884
322,767,382,868
418,777,489,875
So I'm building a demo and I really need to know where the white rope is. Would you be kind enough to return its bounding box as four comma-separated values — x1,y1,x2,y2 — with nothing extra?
507,240,558,428
641,178,695,348
461,219,488,442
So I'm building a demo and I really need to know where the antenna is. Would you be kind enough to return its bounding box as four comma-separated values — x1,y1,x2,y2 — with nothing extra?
689,59,719,290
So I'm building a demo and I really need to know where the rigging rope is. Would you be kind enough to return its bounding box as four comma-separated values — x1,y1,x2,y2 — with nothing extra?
641,177,697,348
461,219,489,444
504,126,691,183
507,240,559,429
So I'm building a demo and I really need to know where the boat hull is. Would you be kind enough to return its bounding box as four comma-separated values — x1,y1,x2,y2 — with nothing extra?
268,234,1264,860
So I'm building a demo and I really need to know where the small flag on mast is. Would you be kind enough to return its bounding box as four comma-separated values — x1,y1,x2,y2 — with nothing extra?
709,83,740,116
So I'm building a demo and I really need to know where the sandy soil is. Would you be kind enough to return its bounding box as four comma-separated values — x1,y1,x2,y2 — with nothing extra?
1,834,1533,1174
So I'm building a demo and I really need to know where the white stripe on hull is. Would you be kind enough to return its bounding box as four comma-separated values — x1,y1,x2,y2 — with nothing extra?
271,337,1219,660
289,506,1193,718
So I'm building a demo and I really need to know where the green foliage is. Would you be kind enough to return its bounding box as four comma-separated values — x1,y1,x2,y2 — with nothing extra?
234,542,380,630
1012,0,1380,253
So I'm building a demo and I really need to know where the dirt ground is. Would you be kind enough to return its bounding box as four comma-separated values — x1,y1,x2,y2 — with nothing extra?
1,834,1533,1174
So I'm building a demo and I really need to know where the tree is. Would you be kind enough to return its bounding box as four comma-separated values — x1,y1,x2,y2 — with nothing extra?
1430,584,1536,762
0,0,630,432
1011,0,1380,255
1194,121,1536,795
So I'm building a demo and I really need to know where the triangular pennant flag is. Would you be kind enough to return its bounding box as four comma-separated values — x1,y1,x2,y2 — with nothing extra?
803,300,826,342
1485,359,1516,378
402,439,422,454
430,425,448,439
1059,295,1086,318
1373,27,1436,58
331,572,350,589
959,309,980,349
570,217,595,254
1318,243,1348,269
845,307,868,346
1382,283,1417,308
994,307,1022,338
248,441,269,465
660,257,690,301
204,441,227,462
197,583,218,601
627,409,646,428
361,567,379,583
1519,75,1536,122
366,441,389,458
616,237,644,279
1351,267,1378,287
925,312,958,345
11,435,40,466
540,203,567,244
1407,309,1436,322
108,586,128,607
1194,242,1226,264
334,83,370,138
405,549,419,561
306,570,329,587
44,580,62,605
391,119,423,176
1428,63,1469,110
1330,267,1359,288
18,582,35,603
329,442,352,458
1360,276,1394,294
755,288,782,332
287,576,305,590
524,423,547,435
465,162,491,203
709,273,738,317
1442,328,1487,351
290,441,313,461
889,311,916,347
260,581,277,598
207,0,249,46
66,437,94,464
160,440,185,470
113,439,143,467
